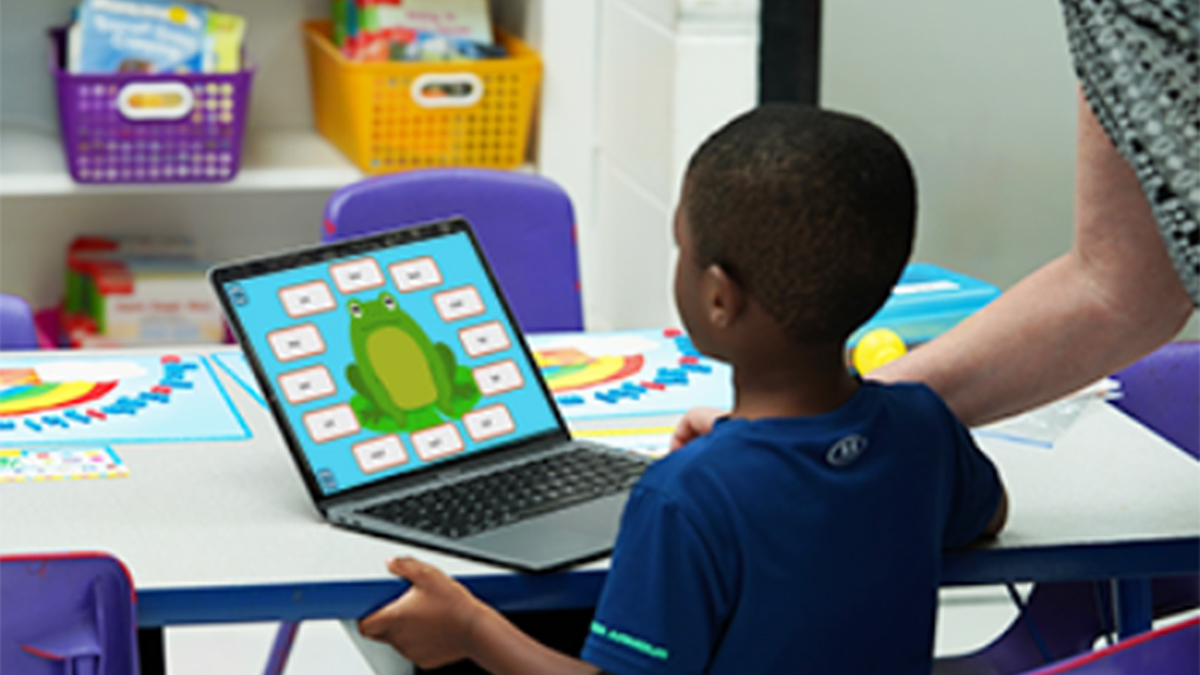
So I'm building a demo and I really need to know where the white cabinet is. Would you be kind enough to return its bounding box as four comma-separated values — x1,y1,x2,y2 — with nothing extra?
0,0,761,332
584,0,759,329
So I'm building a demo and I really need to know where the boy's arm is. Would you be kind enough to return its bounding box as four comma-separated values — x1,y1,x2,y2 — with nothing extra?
359,557,607,675
980,485,1008,538
941,398,1010,548
670,406,724,450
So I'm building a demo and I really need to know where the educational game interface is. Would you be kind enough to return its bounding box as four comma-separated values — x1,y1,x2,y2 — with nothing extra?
227,232,560,496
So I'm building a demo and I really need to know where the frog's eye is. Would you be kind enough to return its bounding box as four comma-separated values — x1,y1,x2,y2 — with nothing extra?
382,294,396,310
349,302,362,318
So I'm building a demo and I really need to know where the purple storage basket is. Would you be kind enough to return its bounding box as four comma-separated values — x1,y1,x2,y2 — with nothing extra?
49,28,254,185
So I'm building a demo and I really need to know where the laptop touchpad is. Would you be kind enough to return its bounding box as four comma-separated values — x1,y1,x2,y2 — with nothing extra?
465,493,628,562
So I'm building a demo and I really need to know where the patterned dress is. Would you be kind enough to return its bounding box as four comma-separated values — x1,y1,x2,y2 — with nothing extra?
1061,0,1200,305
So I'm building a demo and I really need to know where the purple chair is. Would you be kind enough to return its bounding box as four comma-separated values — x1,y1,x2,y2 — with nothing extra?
1019,617,1198,675
1109,341,1200,632
1,292,41,350
936,342,1200,674
322,168,584,333
934,582,1114,675
1109,340,1199,460
1,552,140,675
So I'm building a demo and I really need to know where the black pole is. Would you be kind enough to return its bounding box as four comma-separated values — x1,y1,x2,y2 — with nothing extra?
759,0,822,105
138,627,167,675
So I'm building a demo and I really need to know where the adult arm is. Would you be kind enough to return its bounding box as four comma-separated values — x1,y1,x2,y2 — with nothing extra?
359,557,605,675
871,90,1193,427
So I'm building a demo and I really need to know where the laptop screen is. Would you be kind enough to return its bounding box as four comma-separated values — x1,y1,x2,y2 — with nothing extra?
214,221,563,497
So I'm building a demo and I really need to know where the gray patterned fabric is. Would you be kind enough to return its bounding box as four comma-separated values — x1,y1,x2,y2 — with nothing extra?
1061,0,1200,305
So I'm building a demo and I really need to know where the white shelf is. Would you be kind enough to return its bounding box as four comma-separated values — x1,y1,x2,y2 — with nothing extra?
0,125,367,196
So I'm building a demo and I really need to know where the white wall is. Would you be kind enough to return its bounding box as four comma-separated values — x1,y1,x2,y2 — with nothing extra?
494,0,760,331
822,0,1078,289
822,0,1197,338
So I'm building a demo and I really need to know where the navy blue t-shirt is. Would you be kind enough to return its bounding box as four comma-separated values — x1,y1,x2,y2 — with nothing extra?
580,381,1002,675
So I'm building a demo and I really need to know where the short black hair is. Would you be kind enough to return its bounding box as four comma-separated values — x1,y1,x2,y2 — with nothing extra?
684,103,916,343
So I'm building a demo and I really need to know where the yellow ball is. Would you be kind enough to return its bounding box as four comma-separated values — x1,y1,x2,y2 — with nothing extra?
853,328,907,375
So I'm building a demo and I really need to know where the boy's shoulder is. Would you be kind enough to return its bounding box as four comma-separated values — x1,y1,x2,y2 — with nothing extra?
644,380,963,489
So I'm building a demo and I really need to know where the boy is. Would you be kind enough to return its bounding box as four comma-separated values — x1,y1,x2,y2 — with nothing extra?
359,104,1008,675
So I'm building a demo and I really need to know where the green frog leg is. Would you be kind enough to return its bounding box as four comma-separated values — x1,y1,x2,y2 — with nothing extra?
404,406,446,431
434,342,481,417
346,363,405,429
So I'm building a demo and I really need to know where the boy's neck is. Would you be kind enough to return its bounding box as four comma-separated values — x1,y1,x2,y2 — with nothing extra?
728,340,860,421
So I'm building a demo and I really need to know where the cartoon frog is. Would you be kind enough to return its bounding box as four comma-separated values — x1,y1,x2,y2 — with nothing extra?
345,292,480,432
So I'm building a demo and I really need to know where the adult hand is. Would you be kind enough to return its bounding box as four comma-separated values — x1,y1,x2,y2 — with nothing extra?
670,406,725,451
359,556,496,670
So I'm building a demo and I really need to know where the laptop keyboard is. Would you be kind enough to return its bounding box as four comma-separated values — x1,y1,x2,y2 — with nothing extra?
359,447,649,539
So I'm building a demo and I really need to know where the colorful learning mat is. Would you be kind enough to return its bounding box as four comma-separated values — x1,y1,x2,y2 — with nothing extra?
527,329,733,420
0,446,129,482
0,353,249,446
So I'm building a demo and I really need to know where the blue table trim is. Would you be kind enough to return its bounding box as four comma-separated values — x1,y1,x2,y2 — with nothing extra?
941,537,1200,585
136,537,1198,627
137,569,609,627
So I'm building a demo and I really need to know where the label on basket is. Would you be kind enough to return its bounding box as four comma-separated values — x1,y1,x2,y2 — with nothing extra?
411,73,484,108
117,82,195,121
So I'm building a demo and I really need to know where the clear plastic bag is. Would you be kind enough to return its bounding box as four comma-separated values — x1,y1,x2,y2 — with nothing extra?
973,379,1119,448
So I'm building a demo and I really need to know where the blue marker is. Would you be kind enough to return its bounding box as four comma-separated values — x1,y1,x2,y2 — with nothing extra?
64,410,92,424
24,419,42,431
0,420,16,431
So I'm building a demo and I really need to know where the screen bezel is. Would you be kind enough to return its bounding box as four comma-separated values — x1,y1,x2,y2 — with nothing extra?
208,217,572,506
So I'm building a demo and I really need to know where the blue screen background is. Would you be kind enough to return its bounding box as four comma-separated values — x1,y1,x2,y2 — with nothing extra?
226,231,561,496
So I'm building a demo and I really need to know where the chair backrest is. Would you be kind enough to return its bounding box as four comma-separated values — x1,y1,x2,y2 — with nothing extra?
934,581,1113,675
1018,616,1198,675
1,293,40,350
1,552,139,675
1109,341,1199,459
323,168,584,333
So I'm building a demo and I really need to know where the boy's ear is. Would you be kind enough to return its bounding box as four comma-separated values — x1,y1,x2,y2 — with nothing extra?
702,263,747,329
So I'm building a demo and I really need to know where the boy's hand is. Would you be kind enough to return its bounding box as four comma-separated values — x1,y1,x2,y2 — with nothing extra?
670,406,725,450
359,557,496,669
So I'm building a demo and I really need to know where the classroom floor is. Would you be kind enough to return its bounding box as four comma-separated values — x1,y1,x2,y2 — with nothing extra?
164,585,1031,674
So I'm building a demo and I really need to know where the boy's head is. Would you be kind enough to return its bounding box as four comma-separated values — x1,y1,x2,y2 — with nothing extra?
677,104,916,346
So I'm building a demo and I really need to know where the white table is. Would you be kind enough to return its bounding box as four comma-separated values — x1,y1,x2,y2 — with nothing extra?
2,346,1197,635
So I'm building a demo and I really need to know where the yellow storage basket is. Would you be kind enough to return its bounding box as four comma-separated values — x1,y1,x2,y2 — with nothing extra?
303,20,542,173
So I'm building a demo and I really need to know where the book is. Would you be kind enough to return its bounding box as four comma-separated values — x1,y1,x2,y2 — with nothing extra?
204,11,246,73
71,0,210,74
339,0,495,62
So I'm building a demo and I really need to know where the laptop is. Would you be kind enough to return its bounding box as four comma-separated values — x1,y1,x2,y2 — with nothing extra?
209,218,651,572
